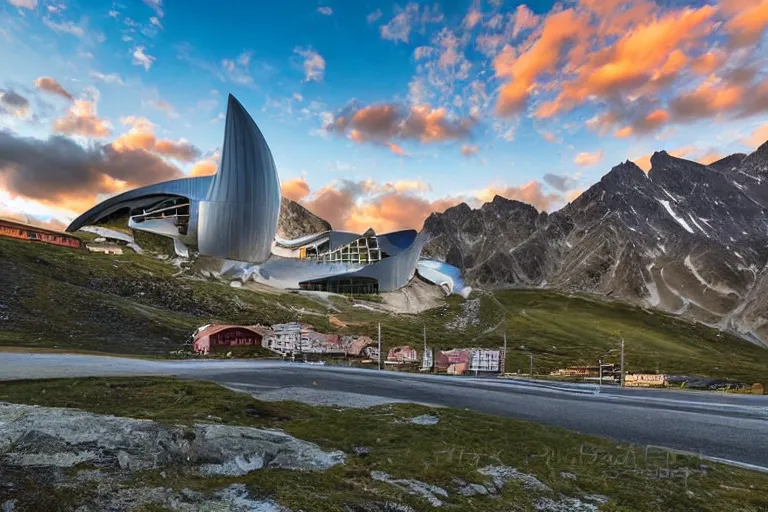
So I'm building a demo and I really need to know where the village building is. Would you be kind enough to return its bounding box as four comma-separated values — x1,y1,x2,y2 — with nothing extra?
0,218,82,249
385,346,419,364
192,324,268,355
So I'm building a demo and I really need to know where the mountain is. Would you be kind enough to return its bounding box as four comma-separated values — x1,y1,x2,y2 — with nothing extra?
277,198,332,239
423,141,768,347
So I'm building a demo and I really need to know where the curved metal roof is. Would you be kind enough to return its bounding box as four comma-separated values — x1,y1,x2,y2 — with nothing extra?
66,176,212,232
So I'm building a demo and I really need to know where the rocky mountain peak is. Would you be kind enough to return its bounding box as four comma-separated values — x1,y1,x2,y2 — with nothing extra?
708,153,747,172
741,139,768,178
481,195,539,215
277,198,332,239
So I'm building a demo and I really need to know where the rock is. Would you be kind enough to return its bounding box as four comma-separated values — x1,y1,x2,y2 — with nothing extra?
453,478,489,497
353,446,371,458
2,500,16,512
192,423,345,476
559,472,577,480
343,502,417,512
478,465,550,492
0,402,344,477
84,483,284,512
535,497,602,512
278,198,332,239
371,471,449,507
408,414,439,426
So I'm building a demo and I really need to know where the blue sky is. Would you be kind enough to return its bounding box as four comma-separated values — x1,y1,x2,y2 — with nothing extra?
0,0,767,231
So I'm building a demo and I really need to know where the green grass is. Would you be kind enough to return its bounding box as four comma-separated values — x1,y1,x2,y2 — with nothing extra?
1,377,767,511
2,235,768,382
492,290,768,383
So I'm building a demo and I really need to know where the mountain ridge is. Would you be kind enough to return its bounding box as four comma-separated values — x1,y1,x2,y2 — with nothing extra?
422,139,768,347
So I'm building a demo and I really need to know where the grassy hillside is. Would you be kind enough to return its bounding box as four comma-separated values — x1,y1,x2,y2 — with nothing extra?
2,236,767,382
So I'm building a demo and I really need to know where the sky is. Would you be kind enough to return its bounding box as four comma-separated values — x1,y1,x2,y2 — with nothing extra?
0,0,767,233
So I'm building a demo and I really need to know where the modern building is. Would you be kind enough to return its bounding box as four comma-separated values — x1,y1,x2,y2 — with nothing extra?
272,227,426,293
67,94,280,264
66,94,426,294
0,218,82,249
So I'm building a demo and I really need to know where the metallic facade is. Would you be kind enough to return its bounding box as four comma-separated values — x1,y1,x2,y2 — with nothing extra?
66,93,427,293
67,95,280,264
198,95,280,263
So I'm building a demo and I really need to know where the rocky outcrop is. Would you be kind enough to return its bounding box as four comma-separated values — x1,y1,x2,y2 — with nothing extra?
0,402,345,473
278,198,332,239
422,141,768,346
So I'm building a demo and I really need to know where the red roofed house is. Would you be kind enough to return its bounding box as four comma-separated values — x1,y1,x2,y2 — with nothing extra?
386,345,419,364
193,324,268,355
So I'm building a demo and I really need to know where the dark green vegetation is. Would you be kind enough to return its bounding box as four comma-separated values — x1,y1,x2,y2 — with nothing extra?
2,377,767,511
2,235,768,381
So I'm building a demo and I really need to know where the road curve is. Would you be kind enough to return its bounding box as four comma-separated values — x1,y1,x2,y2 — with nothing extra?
2,353,767,468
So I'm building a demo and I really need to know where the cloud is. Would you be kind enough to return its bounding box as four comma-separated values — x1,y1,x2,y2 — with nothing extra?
113,116,200,162
367,9,382,24
149,16,162,29
743,122,768,149
379,3,443,44
485,0,766,139
189,159,217,177
697,151,723,166
143,0,163,18
52,91,113,139
495,9,585,116
464,9,482,30
89,71,124,85
144,98,178,118
721,0,768,48
474,180,562,212
281,177,311,202
388,142,407,156
132,46,155,71
293,177,561,232
7,0,37,9
294,47,325,82
0,90,30,118
317,6,332,16
221,53,254,85
511,4,540,38
326,102,476,146
380,3,418,43
543,173,578,192
42,17,84,37
460,144,478,156
0,130,182,213
33,76,73,101
574,150,604,167
669,81,742,121
296,178,452,232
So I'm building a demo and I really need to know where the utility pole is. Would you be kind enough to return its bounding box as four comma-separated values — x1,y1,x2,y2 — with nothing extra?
501,332,507,375
599,358,603,386
620,337,625,387
377,321,382,370
423,324,428,372
529,352,533,379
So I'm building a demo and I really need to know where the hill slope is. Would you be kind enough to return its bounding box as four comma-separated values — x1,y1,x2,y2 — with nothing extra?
2,236,767,382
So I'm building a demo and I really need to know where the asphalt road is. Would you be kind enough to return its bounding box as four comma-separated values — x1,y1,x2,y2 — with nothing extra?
2,354,767,469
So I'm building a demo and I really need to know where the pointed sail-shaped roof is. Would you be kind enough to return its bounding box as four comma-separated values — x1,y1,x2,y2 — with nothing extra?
197,94,281,263
206,94,280,203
